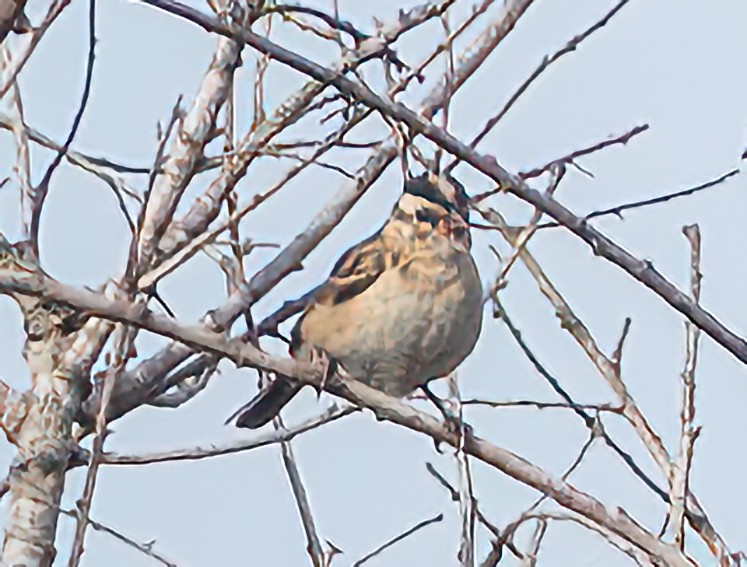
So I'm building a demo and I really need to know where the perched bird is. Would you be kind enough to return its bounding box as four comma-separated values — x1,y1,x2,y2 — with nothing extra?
230,172,484,429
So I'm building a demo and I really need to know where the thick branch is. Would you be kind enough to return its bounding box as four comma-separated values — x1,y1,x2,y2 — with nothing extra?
0,271,696,564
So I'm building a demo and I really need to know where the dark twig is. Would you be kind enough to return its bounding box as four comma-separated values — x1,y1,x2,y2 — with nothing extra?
28,0,97,256
519,124,649,180
425,462,522,561
493,299,669,501
467,0,632,150
470,124,649,204
269,4,368,42
538,168,740,229
352,513,444,566
60,508,177,567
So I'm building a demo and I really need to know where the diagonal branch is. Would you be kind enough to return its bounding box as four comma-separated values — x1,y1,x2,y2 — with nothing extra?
140,0,747,369
0,271,699,565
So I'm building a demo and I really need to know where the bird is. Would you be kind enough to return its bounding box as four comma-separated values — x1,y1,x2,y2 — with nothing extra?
230,172,484,429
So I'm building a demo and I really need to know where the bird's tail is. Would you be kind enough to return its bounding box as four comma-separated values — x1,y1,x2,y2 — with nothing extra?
227,377,303,429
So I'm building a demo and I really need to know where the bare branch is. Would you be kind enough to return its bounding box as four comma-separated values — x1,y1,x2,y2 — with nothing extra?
663,225,703,549
425,462,513,558
275,416,324,567
68,320,137,567
492,296,664,499
0,110,141,231
27,0,97,257
524,511,660,566
518,520,547,567
146,362,217,409
490,165,565,294
443,374,476,567
134,33,241,274
3,55,31,242
101,406,355,465
28,0,96,256
0,243,101,565
463,399,623,414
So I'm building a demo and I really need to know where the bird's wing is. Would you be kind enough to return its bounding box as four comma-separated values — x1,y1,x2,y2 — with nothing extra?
314,230,392,306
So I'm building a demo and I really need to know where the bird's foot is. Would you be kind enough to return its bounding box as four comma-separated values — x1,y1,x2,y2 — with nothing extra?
309,347,338,399
420,385,474,452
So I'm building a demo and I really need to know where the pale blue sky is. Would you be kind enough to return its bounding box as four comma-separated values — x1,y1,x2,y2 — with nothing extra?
1,1,746,565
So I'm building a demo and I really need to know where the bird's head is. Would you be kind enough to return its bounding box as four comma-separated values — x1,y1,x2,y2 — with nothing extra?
394,172,472,250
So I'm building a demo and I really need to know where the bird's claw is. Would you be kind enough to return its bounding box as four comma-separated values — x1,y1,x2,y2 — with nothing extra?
310,347,338,399
420,385,473,452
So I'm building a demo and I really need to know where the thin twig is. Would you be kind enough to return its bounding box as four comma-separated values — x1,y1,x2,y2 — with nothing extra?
69,318,139,566
100,406,355,465
492,297,665,499
519,519,547,567
29,0,97,256
537,169,740,229
352,513,444,566
519,124,649,180
425,463,522,561
60,508,177,567
137,110,367,292
462,399,623,414
446,375,476,567
490,165,565,294
467,0,632,150
0,0,71,100
269,4,369,42
4,55,31,242
519,511,658,566
470,124,649,204
276,415,325,567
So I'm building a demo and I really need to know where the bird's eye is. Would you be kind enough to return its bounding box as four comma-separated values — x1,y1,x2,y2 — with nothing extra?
415,208,439,226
